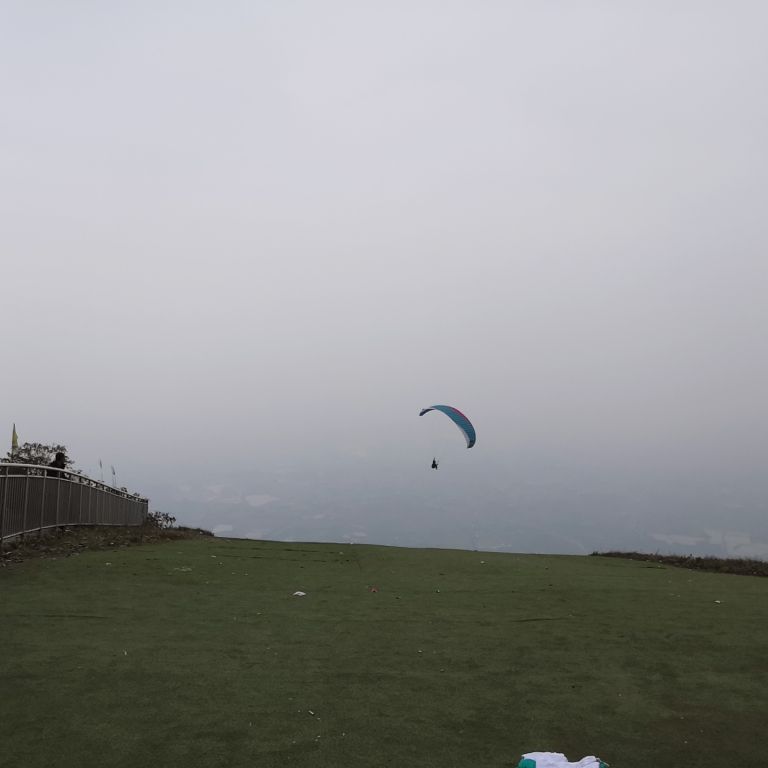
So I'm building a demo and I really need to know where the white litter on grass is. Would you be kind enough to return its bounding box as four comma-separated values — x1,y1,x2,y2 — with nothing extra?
293,591,307,597
519,752,607,768
714,600,721,603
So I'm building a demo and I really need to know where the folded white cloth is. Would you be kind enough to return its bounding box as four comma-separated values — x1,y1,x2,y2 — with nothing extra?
519,752,605,768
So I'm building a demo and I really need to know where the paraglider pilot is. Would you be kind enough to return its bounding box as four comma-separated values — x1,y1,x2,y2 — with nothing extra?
431,458,439,470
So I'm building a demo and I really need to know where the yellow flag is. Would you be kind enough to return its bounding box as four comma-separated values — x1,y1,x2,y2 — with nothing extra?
11,423,19,453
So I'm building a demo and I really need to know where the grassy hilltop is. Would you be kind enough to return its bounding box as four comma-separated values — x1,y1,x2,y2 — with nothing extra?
2,537,767,768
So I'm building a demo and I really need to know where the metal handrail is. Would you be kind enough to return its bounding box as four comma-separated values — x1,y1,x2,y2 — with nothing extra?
0,463,149,544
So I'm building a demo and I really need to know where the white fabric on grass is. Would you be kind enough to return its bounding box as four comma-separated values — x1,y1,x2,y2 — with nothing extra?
521,752,603,768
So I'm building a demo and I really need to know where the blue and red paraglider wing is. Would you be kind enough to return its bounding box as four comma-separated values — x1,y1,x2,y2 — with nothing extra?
419,405,476,448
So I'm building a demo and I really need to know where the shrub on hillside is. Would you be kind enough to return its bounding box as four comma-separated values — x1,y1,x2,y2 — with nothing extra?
592,550,768,577
144,510,177,530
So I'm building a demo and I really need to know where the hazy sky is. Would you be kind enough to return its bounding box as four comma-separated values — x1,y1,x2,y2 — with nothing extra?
4,2,767,555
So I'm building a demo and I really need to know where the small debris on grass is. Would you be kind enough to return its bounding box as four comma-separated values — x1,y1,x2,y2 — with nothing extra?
293,591,307,597
714,600,721,604
368,585,379,593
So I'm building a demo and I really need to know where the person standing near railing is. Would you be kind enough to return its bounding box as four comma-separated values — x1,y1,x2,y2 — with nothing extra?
47,451,67,479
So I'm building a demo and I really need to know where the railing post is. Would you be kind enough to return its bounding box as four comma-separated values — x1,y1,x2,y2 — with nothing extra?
22,471,30,539
55,476,62,529
39,469,47,533
0,466,7,546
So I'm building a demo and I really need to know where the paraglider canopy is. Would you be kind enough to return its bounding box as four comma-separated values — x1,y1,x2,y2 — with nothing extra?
419,405,476,449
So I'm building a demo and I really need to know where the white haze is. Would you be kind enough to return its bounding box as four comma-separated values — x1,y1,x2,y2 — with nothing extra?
3,2,768,557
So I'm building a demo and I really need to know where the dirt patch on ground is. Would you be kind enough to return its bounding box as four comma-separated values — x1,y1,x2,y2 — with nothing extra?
594,550,768,577
1,525,212,567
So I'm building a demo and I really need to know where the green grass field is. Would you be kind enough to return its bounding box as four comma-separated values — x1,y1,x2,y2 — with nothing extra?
2,537,766,767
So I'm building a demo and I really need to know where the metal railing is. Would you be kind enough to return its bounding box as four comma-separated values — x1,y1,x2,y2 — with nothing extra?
0,463,148,544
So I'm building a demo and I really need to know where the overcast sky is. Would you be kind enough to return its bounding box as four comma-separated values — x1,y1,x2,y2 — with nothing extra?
3,2,767,555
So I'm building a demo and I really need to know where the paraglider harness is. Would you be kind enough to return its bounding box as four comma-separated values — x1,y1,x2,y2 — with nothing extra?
431,458,439,470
